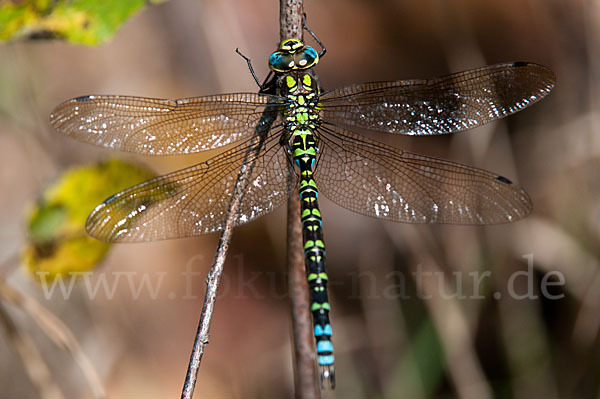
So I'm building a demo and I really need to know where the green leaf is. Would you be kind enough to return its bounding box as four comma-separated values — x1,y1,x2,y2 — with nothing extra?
22,159,155,281
0,0,166,45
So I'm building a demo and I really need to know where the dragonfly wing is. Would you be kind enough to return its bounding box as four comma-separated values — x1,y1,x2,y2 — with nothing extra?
314,125,531,224
86,131,295,242
320,62,555,135
50,93,282,154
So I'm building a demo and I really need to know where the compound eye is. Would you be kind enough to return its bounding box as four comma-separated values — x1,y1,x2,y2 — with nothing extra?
269,51,295,72
294,46,319,69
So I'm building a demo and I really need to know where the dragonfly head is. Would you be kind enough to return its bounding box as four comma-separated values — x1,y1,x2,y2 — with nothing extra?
269,39,319,72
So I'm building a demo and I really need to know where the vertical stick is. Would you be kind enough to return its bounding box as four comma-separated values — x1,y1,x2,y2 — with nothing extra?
280,0,304,40
181,104,275,399
281,1,321,397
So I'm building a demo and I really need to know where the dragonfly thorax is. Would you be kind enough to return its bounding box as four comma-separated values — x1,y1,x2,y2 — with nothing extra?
278,70,321,95
280,71,322,172
279,71,321,133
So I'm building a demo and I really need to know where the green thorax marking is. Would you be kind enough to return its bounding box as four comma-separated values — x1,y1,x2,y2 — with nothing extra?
278,70,322,168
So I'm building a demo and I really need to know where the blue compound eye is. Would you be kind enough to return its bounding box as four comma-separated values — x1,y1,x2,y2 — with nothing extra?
294,46,319,69
269,51,295,72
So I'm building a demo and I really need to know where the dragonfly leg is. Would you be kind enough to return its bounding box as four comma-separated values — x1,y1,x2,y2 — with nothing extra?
236,48,275,91
302,14,326,58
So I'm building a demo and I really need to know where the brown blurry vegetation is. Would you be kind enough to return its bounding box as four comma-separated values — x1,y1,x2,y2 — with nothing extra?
0,0,596,398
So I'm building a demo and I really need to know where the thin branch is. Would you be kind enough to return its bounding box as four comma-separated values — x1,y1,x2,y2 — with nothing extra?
280,0,321,397
180,101,277,399
280,0,305,40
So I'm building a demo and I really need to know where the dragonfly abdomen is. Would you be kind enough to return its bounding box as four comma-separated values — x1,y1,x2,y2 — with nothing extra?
291,130,335,386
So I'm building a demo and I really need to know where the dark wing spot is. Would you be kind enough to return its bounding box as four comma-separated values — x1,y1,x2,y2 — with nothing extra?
496,175,513,184
512,61,529,67
74,95,93,102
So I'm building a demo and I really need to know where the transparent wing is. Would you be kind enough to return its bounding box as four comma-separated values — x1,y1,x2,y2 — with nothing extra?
314,125,531,224
86,130,295,242
320,62,555,135
50,93,283,154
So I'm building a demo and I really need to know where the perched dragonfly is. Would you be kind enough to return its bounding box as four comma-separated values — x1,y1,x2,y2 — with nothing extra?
50,35,555,388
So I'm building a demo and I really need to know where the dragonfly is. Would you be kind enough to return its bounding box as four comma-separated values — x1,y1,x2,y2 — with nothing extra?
50,34,555,388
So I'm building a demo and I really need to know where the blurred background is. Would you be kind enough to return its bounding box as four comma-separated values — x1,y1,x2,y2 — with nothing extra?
0,0,596,398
